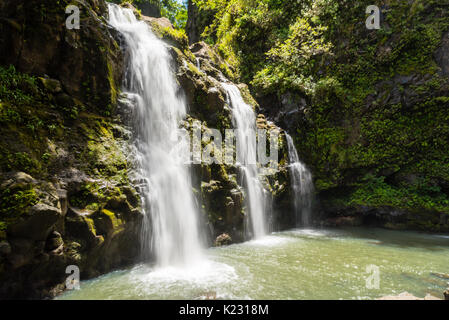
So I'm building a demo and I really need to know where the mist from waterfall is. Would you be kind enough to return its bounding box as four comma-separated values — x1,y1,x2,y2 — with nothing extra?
221,83,268,239
285,133,314,227
108,4,203,266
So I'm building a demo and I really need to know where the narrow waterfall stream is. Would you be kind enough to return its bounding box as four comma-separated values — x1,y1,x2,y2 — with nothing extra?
221,83,268,239
108,4,203,266
285,133,314,226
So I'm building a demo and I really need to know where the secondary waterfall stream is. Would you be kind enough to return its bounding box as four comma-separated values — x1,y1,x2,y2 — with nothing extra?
285,133,314,226
221,83,268,239
108,4,203,266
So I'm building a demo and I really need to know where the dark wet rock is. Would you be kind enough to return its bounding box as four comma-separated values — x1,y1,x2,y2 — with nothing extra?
186,0,215,45
323,216,363,227
214,233,232,247
65,209,102,249
186,0,201,44
7,238,35,269
38,78,62,94
7,204,62,241
318,199,449,233
45,231,63,252
0,241,11,256
133,0,161,18
0,0,123,108
55,93,75,108
93,209,124,237
1,172,36,190
435,32,449,76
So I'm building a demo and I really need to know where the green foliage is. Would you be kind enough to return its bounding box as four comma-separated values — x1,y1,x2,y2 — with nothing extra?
0,185,39,230
194,0,313,83
116,0,188,29
69,182,101,209
0,65,40,106
253,3,333,94
161,0,188,29
196,0,449,216
0,149,41,175
347,174,449,214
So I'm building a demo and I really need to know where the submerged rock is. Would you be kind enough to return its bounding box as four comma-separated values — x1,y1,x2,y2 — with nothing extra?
378,292,441,300
214,233,232,247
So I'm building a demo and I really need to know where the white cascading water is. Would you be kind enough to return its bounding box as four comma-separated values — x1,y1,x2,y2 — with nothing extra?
285,133,314,226
108,4,203,266
221,83,268,239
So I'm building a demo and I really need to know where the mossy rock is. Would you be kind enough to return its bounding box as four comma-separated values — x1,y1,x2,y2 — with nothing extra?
38,78,62,94
93,208,124,236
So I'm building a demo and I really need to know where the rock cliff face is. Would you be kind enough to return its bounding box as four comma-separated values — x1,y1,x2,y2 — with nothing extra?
0,0,142,299
185,0,449,232
0,1,295,298
186,0,214,45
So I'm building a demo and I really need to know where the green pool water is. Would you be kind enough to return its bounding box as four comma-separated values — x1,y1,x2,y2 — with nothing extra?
59,227,449,300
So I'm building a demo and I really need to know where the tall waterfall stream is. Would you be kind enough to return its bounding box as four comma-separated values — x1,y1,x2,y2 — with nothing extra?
109,4,203,266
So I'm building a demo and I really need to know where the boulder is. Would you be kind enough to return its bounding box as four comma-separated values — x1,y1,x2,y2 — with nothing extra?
142,16,173,30
45,231,63,252
0,172,36,190
65,209,102,249
38,78,62,93
93,209,124,237
214,233,232,247
0,241,11,256
7,203,62,241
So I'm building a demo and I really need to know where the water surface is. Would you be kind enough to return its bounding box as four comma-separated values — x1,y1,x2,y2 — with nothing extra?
59,228,449,300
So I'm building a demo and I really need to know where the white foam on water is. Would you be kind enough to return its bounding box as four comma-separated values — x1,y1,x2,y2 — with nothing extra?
243,235,293,247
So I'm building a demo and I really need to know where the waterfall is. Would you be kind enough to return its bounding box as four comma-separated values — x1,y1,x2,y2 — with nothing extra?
108,4,203,266
285,133,314,227
221,83,268,239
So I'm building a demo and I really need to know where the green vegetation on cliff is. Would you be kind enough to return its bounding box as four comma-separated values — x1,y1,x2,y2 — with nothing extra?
189,0,449,222
112,0,188,28
0,0,144,298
